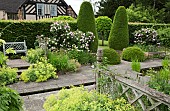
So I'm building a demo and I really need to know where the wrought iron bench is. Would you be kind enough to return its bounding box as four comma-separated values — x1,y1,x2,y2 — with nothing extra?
3,40,27,55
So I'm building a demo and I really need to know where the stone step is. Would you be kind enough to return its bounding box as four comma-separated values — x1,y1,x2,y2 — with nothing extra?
6,59,30,69
17,69,28,75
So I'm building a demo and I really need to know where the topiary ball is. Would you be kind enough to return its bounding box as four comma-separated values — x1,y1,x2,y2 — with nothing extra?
122,47,145,62
103,48,121,65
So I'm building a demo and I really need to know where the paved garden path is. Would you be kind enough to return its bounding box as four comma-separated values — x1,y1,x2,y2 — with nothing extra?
8,59,162,111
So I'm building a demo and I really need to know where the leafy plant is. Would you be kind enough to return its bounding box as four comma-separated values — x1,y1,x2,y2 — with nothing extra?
43,87,135,111
131,60,141,72
148,68,170,95
108,6,129,50
103,48,121,65
68,49,96,64
20,57,57,82
77,1,98,53
157,28,170,48
162,58,170,69
0,86,23,111
22,48,44,63
0,52,8,67
0,66,18,85
122,47,145,62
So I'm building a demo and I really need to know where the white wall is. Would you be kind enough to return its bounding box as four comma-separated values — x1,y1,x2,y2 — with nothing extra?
0,10,7,20
26,14,36,20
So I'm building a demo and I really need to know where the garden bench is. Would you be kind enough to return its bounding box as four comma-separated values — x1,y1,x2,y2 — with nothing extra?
3,40,27,55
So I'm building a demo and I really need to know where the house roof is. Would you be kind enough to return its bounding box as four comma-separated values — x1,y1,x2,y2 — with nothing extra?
0,0,27,13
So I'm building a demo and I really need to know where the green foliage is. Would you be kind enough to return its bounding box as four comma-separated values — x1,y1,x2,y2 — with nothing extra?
126,4,166,23
68,49,96,64
22,48,44,63
96,16,112,41
131,60,141,72
162,58,170,69
103,48,121,65
0,39,5,46
0,66,18,85
108,6,129,50
0,86,23,111
0,21,78,49
0,52,8,66
48,51,81,72
148,68,170,95
43,87,135,111
122,47,145,62
20,57,57,82
6,48,16,54
157,28,170,47
77,1,98,53
52,16,75,21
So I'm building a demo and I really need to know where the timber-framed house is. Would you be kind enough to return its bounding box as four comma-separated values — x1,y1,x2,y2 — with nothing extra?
0,0,77,20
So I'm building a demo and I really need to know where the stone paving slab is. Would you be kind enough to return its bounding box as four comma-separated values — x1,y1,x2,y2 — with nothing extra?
6,59,30,68
8,66,95,95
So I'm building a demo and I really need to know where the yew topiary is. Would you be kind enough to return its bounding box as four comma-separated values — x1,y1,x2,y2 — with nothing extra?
108,6,129,50
122,47,145,62
103,48,121,65
77,1,98,53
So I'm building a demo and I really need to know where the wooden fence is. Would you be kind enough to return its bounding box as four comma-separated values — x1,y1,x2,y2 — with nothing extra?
96,70,170,111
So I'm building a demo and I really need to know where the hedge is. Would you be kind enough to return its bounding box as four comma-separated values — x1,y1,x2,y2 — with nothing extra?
0,20,77,49
0,20,170,49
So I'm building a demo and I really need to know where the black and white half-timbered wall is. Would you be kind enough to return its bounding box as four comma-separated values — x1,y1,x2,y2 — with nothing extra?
0,0,77,20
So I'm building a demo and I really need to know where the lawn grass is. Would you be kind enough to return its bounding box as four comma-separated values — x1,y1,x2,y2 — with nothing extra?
98,40,108,46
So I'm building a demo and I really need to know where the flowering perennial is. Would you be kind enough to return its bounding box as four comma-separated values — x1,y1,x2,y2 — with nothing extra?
47,21,95,51
133,28,159,45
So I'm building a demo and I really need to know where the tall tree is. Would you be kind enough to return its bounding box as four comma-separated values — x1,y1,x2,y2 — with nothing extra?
96,0,133,18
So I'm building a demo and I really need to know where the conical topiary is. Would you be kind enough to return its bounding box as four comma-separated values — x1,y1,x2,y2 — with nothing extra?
77,1,98,53
108,6,129,50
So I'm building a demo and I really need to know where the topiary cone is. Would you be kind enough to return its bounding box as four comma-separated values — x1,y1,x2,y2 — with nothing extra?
77,1,98,53
108,6,129,50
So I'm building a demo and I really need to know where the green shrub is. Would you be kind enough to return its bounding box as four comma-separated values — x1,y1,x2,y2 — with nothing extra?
0,66,18,85
52,16,75,21
148,68,170,95
122,47,145,62
43,87,135,111
48,51,80,72
0,52,8,66
20,57,57,82
157,28,170,47
0,86,23,111
96,16,112,42
77,1,98,53
103,48,121,65
108,6,129,50
68,49,96,64
22,48,44,63
131,60,141,72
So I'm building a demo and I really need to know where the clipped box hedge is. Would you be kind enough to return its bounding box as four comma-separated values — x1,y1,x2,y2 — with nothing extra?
0,20,170,49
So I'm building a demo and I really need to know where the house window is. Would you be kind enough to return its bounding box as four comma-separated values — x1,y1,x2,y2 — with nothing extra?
50,5,57,16
37,3,44,16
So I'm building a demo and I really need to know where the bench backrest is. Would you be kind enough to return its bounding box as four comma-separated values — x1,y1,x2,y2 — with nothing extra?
3,40,27,55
